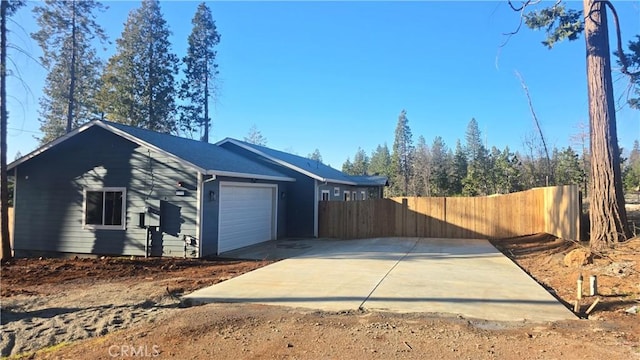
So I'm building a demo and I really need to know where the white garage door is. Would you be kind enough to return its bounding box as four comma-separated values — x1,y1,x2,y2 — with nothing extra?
218,183,276,253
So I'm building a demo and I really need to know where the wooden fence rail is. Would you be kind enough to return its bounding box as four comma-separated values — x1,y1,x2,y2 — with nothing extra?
318,185,581,241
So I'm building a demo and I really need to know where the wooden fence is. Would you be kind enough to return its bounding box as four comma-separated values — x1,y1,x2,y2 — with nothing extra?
318,185,581,241
1,207,14,259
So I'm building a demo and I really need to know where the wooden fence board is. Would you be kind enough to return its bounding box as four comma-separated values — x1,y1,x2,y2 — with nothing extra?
318,185,580,241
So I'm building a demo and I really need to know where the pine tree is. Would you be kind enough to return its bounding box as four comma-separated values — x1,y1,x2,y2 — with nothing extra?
2,0,25,260
518,0,631,251
369,143,391,177
244,124,267,145
341,158,353,175
493,146,522,194
97,0,178,133
623,140,640,191
179,2,220,141
554,146,586,186
462,118,490,196
617,35,639,109
410,136,430,196
450,140,467,196
308,149,323,163
32,0,107,144
351,148,369,176
391,110,413,196
430,136,450,196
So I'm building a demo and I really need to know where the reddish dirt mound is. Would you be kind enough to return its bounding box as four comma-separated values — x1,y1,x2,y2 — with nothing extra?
1,257,272,297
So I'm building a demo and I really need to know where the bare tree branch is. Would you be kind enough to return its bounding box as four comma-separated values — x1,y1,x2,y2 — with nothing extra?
515,70,552,182
602,0,640,77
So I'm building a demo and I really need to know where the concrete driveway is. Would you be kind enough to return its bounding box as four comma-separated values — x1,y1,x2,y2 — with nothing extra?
185,238,576,322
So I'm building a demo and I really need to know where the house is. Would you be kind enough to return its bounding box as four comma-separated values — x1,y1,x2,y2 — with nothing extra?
7,120,386,258
218,138,388,238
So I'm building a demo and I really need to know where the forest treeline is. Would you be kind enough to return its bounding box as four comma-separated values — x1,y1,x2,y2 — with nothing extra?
339,113,640,199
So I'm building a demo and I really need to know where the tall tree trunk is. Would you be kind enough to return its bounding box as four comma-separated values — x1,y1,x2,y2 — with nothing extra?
203,56,209,143
1,0,12,260
583,0,631,251
66,0,76,134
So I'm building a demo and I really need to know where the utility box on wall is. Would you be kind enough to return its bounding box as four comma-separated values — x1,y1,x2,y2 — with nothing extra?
139,203,161,228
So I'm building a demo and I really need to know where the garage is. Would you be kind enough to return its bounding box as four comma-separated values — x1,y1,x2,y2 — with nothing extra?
218,182,277,253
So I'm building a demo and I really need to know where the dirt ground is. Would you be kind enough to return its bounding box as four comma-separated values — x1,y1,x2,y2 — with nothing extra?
1,232,639,359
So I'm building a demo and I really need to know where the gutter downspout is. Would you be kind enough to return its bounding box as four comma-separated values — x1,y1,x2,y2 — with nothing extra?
196,174,217,258
313,179,319,237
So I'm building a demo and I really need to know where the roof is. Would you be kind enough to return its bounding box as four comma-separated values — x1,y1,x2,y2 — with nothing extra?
216,138,388,187
8,120,295,182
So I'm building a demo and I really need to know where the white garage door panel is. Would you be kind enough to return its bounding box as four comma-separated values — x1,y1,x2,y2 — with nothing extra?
218,184,275,253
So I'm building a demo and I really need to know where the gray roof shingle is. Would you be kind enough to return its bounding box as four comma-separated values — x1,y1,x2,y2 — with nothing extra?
218,138,388,186
9,120,295,182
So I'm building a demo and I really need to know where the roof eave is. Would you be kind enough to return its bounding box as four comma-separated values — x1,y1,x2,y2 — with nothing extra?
207,170,295,182
217,138,326,181
8,120,98,170
95,121,208,174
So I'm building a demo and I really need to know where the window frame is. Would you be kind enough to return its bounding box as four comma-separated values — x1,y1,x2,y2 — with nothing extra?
343,191,350,201
352,191,357,201
360,191,366,200
333,187,340,197
83,187,127,230
321,190,330,201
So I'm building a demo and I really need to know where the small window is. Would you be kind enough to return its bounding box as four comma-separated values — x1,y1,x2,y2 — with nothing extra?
343,191,350,201
333,187,340,197
352,191,357,201
84,188,126,230
361,191,366,200
321,190,330,201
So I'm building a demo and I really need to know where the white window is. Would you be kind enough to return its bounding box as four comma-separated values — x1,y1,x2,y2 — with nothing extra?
333,187,340,197
343,191,350,201
352,191,357,201
84,187,126,230
361,191,366,200
321,190,330,201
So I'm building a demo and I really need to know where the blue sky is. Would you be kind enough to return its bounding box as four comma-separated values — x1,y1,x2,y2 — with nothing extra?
6,0,640,168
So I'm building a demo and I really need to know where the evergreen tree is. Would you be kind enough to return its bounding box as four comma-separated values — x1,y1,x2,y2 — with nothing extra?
32,0,107,143
97,0,178,133
369,143,391,177
179,2,220,141
430,136,450,196
623,140,640,191
390,109,413,196
450,140,467,196
618,35,640,109
493,146,522,194
308,148,322,163
244,124,267,145
351,147,369,176
2,0,26,260
554,146,586,186
519,0,631,250
410,136,430,196
342,148,369,176
341,158,353,175
462,118,490,195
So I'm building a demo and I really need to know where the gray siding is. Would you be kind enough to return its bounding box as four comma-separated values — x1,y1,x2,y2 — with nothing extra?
13,126,198,258
200,177,288,256
218,143,316,238
318,183,381,201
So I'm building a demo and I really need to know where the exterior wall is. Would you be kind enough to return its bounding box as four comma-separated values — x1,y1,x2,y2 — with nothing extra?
13,127,198,258
218,144,315,237
199,176,288,256
317,183,381,201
